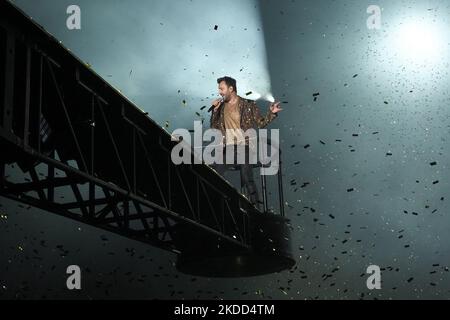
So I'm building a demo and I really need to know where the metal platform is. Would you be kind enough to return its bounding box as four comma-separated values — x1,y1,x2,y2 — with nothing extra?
0,0,295,277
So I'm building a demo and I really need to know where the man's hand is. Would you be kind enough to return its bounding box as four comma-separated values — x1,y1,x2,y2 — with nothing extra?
270,101,283,114
211,98,223,111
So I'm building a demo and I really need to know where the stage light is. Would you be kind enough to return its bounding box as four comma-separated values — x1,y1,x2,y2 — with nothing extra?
264,93,275,103
391,20,446,63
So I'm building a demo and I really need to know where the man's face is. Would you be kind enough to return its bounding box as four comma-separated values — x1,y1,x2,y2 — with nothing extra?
218,81,234,102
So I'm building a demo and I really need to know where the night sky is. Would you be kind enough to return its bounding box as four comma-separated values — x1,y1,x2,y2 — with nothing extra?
2,0,450,299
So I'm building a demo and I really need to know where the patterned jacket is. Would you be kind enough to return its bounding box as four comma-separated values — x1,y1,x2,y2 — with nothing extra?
210,96,278,147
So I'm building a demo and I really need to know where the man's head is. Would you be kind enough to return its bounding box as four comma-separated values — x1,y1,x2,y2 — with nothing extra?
217,76,237,102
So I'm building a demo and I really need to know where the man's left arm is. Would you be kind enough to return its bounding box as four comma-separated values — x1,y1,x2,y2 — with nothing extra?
252,101,282,128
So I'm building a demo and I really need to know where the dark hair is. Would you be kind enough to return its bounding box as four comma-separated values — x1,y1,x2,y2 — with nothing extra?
217,76,237,93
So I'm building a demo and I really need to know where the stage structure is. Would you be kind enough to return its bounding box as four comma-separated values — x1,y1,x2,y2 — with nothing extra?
0,0,295,277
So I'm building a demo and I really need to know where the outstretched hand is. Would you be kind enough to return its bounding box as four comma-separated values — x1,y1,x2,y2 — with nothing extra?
270,101,283,114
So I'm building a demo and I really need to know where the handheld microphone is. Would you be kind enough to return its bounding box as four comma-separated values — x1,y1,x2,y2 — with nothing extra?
208,97,224,112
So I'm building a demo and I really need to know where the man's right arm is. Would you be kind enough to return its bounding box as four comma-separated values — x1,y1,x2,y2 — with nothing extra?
210,108,216,128
209,99,222,128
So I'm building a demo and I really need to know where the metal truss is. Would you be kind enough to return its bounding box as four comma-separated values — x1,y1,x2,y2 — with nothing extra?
0,0,294,277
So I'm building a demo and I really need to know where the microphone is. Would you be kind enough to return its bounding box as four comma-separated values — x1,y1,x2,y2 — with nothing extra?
208,97,224,112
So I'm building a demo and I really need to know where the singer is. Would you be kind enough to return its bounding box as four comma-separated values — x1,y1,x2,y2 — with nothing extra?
209,76,283,210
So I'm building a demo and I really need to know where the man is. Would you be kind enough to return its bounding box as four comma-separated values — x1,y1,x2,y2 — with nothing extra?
210,76,283,211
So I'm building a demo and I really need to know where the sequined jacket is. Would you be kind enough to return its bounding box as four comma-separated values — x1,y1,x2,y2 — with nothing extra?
210,96,278,147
